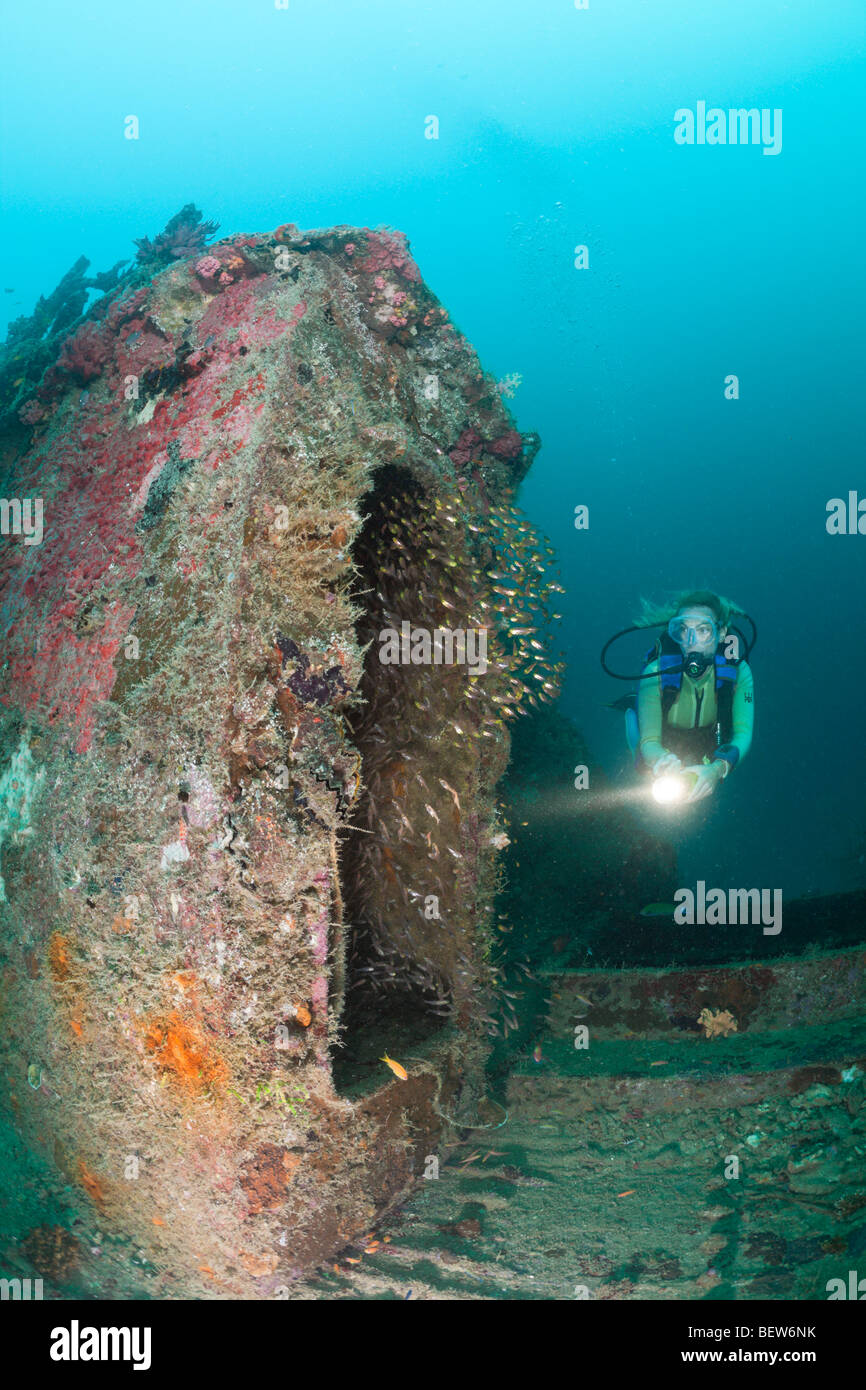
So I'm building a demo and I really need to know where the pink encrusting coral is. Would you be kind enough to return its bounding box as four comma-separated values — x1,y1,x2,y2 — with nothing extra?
357,228,422,282
3,598,135,755
488,429,524,459
449,426,483,468
195,255,222,280
1,269,310,755
56,321,111,382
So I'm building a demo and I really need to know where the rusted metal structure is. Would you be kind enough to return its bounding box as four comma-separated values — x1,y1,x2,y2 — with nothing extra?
0,215,560,1296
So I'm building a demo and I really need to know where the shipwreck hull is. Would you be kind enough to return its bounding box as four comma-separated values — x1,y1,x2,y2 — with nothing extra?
0,220,557,1296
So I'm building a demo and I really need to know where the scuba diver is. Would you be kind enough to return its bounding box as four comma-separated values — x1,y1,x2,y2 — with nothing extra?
602,590,755,806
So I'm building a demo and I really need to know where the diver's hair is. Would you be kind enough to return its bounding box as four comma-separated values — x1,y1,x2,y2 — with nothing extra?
633,589,745,630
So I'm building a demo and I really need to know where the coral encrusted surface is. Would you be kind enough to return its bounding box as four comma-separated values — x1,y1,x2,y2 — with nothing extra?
0,214,561,1297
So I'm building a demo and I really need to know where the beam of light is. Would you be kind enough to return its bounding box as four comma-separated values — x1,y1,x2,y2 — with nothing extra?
498,770,706,827
501,782,662,824
651,774,687,806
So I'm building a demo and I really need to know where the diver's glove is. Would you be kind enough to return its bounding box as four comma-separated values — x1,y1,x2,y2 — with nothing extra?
652,752,683,777
682,762,726,803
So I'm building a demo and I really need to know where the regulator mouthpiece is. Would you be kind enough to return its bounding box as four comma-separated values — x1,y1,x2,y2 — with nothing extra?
683,652,712,679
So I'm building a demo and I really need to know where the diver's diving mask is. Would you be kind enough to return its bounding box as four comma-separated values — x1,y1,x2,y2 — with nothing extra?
667,615,718,650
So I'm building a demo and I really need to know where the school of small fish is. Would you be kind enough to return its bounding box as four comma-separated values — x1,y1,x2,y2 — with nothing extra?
339,482,564,1037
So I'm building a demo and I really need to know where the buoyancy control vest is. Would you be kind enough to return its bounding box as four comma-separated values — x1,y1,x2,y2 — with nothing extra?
627,634,740,768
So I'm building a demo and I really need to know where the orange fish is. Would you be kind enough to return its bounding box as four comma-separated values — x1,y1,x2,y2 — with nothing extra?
381,1054,408,1081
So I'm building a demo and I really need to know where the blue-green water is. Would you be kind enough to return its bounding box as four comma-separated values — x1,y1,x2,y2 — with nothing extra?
2,0,866,1315
4,0,863,898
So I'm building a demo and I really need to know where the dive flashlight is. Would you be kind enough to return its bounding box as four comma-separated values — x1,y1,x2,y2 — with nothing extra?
651,771,699,806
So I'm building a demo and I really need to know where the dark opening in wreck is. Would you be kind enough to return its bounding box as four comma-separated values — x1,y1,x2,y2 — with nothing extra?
333,461,567,1095
336,465,472,1090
